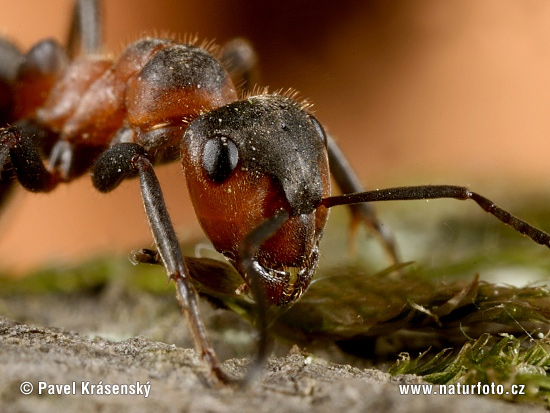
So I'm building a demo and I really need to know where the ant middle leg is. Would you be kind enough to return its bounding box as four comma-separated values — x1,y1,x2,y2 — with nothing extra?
326,135,401,264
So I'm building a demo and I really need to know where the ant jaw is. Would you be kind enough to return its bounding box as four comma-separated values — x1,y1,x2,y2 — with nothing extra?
243,246,319,307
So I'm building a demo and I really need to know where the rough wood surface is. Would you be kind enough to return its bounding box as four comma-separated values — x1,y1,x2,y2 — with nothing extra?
0,288,542,412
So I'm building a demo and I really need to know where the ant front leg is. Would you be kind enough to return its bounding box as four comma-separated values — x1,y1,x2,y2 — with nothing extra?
91,143,234,385
326,135,400,264
128,210,291,386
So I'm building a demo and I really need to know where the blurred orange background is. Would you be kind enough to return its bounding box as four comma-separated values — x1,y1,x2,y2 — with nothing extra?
0,0,549,273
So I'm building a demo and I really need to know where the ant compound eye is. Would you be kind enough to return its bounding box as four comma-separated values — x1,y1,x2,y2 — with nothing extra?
309,115,327,147
202,135,239,183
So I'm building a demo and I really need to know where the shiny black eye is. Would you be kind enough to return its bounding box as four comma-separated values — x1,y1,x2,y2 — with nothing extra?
309,115,327,147
202,135,239,183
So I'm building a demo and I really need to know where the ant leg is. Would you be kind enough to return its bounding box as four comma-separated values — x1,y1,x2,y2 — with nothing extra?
0,38,22,123
327,135,400,264
0,141,15,207
130,212,293,383
237,210,290,385
0,131,10,174
321,185,550,249
67,0,102,57
0,38,22,84
0,122,55,204
0,170,14,208
91,143,233,385
220,38,259,93
0,126,57,192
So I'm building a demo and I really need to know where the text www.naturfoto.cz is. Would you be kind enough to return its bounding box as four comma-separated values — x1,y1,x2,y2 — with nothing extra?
399,382,525,396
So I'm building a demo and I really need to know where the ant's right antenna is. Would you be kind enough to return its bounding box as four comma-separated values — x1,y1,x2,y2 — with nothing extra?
322,185,550,249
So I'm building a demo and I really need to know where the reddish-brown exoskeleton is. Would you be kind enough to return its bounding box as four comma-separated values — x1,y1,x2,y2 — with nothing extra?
1,0,550,385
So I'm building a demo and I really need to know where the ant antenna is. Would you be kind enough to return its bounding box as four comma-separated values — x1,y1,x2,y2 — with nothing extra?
321,185,550,248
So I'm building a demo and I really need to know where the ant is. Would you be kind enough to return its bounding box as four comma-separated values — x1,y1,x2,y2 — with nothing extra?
1,0,550,386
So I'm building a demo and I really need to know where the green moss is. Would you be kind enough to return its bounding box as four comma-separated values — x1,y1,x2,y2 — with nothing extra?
389,334,550,404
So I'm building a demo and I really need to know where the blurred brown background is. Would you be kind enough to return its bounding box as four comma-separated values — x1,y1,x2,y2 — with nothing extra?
0,0,549,273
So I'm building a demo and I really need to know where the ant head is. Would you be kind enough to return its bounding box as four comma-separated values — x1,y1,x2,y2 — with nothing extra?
182,94,331,305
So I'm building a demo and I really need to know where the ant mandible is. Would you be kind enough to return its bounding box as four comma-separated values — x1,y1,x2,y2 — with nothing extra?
1,0,550,386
